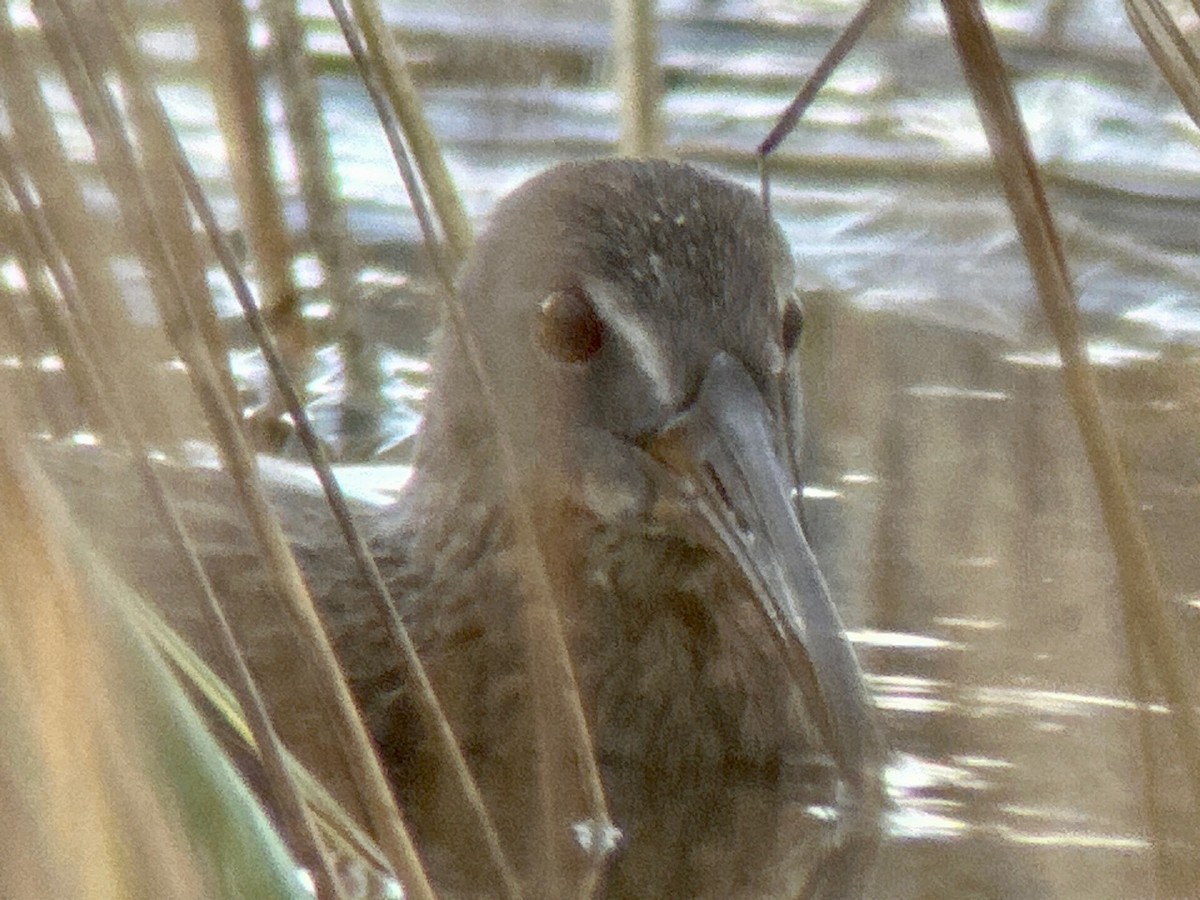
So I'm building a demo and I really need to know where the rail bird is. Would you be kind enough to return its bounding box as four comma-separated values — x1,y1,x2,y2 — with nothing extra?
58,158,886,898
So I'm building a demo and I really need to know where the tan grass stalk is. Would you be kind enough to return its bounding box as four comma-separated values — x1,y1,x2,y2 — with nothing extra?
262,0,360,314
0,430,206,900
0,136,118,435
31,0,229,422
140,594,392,873
0,193,79,437
28,0,436,893
121,53,241,412
187,0,298,319
0,6,188,447
0,394,306,900
143,0,526,888
0,268,61,435
329,1,614,893
614,0,663,158
348,0,472,264
1125,0,1200,131
757,0,893,210
186,0,313,447
0,26,344,890
261,0,382,436
943,0,1200,816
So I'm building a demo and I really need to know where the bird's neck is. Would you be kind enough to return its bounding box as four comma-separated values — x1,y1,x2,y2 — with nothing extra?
397,465,838,893
405,464,813,774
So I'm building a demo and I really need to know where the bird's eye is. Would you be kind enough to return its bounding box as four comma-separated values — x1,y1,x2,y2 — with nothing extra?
538,285,605,364
781,300,803,355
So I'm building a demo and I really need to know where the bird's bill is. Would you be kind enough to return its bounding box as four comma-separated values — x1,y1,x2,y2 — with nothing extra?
647,352,884,794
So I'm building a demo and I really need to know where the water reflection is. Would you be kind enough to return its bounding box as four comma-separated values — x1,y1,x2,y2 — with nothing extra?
806,298,1200,897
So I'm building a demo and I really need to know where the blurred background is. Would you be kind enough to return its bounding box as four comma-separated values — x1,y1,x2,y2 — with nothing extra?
2,0,1200,897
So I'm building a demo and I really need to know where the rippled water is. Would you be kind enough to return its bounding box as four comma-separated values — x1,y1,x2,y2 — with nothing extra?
805,296,1200,896
14,0,1200,895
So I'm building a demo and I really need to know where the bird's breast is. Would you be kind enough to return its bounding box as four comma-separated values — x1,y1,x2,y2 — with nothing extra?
569,527,823,780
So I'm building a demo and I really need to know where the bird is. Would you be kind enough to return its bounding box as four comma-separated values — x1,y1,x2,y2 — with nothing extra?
51,158,886,898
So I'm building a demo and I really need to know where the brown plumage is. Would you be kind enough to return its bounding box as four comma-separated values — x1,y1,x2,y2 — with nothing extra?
54,159,885,898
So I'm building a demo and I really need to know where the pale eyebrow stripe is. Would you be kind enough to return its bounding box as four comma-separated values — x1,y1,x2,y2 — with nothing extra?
583,277,677,407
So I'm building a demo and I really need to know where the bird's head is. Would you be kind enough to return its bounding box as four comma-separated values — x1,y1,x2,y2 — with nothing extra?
421,160,800,513
416,158,882,791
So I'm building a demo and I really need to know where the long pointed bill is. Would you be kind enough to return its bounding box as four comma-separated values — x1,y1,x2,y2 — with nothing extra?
648,352,884,795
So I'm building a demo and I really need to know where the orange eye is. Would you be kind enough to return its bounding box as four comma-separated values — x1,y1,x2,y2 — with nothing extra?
538,285,605,363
